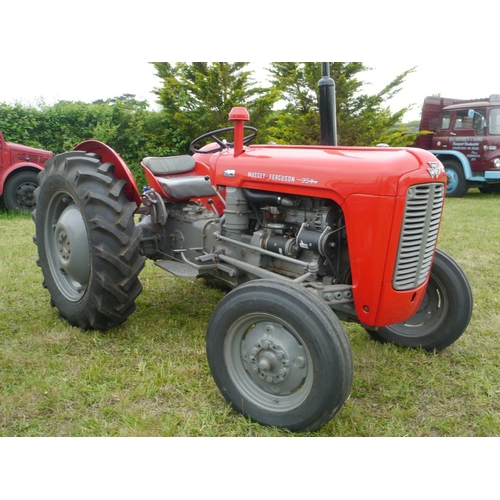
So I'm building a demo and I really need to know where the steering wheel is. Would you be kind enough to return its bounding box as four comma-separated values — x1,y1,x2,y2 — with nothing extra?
189,126,258,154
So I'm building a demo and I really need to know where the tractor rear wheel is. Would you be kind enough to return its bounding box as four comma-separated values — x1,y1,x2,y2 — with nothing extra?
33,151,145,330
366,249,473,351
206,280,353,432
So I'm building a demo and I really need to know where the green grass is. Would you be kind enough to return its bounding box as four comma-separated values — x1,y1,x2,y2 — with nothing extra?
1,189,499,436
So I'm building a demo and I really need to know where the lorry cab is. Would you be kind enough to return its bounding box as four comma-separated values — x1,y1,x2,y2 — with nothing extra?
431,95,500,173
415,94,500,196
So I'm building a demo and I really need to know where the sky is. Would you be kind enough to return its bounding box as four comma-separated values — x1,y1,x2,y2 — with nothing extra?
2,60,498,124
2,2,497,126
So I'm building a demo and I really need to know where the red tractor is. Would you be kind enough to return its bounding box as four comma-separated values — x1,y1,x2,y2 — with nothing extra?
0,131,53,211
33,74,473,432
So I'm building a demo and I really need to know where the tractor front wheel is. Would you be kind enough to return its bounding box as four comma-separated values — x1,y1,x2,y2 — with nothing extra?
33,151,145,330
206,280,353,432
366,249,473,351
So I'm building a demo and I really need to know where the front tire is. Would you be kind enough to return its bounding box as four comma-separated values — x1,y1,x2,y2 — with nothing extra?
366,249,473,351
442,159,468,198
3,170,39,212
206,280,353,432
33,151,145,330
478,184,500,194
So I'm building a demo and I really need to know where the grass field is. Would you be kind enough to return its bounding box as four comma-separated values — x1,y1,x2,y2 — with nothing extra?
1,189,499,437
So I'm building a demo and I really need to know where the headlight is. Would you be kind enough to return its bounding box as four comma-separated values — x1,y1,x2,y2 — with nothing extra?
494,158,500,168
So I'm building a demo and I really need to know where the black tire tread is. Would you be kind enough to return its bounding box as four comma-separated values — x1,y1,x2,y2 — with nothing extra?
206,279,353,432
366,249,473,351
442,159,468,198
34,151,145,330
3,170,40,212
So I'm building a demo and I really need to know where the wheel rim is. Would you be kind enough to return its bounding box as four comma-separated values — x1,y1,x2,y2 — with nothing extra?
386,274,448,337
446,169,459,195
44,191,90,301
225,313,313,412
15,181,38,209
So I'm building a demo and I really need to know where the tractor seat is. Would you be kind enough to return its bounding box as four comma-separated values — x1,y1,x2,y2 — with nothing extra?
142,155,195,175
142,155,216,200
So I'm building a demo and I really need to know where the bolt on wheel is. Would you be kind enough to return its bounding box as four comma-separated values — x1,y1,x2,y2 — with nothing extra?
33,151,145,330
227,314,313,412
206,279,353,432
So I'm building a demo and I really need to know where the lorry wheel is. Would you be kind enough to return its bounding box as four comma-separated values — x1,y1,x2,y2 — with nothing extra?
366,249,473,351
3,171,39,212
206,279,353,432
478,184,500,194
442,160,468,197
33,151,145,330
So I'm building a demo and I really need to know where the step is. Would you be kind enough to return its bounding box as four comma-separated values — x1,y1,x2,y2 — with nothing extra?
154,260,198,278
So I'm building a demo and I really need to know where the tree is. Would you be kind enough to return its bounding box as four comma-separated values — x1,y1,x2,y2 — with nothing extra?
266,62,417,146
0,102,45,148
0,96,169,185
152,62,279,153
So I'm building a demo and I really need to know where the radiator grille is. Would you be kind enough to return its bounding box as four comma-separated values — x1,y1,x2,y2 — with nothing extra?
393,183,445,290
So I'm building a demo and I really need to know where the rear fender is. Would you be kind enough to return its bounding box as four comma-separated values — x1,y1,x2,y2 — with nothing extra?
73,140,142,208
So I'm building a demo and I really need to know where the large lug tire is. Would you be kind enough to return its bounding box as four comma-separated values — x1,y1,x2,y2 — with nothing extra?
442,159,468,198
3,170,39,212
206,280,353,432
366,249,473,351
33,151,145,330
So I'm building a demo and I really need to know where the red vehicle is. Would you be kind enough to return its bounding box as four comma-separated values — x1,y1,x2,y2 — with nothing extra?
415,94,500,197
33,88,473,432
0,131,53,211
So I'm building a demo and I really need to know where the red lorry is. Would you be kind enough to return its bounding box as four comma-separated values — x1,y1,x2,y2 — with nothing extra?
415,94,500,197
0,131,53,211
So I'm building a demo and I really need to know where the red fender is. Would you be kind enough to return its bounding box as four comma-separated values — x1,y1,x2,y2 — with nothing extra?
73,140,142,208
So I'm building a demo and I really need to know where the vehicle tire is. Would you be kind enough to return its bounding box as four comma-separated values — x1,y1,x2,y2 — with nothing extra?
442,159,468,197
3,170,39,212
33,151,145,330
206,279,353,432
478,184,500,194
366,249,473,351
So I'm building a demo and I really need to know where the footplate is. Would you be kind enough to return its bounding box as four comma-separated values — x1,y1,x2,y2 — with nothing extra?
155,260,198,278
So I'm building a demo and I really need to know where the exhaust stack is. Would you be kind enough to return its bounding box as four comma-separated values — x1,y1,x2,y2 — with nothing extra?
318,62,337,146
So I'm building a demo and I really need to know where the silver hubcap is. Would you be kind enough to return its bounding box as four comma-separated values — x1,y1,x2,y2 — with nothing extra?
225,313,313,412
44,193,90,301
54,205,90,285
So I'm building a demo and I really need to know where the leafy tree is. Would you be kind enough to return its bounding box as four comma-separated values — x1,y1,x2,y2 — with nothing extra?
0,96,168,185
267,62,416,146
152,62,279,153
1,62,420,188
0,102,45,148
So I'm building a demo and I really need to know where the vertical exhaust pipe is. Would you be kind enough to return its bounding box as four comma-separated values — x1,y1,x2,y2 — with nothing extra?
318,62,337,146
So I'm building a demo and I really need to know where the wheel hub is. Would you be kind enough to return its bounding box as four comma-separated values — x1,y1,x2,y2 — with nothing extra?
53,204,90,285
241,321,308,395
16,182,37,208
446,170,458,192
250,338,289,384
